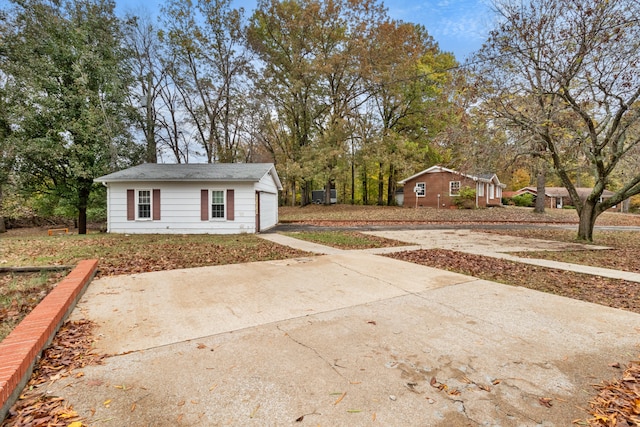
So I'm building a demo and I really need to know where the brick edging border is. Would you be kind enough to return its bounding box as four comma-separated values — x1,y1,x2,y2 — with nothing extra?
0,259,98,421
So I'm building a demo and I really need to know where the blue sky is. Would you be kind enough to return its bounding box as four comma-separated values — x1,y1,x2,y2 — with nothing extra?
115,0,496,61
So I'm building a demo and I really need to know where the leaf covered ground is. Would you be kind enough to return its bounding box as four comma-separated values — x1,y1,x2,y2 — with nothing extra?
1,319,103,427
0,271,68,341
283,230,407,249
280,204,640,227
385,249,640,313
0,232,309,277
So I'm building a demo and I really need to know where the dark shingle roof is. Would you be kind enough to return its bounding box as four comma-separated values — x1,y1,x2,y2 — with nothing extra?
95,163,280,186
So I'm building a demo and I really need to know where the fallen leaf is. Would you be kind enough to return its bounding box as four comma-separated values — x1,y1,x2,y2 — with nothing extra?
177,400,186,406
478,384,491,392
539,397,553,408
103,399,112,407
334,391,347,405
59,409,78,418
197,343,207,349
250,403,261,418
295,415,304,422
131,403,136,412
367,320,377,325
68,422,83,427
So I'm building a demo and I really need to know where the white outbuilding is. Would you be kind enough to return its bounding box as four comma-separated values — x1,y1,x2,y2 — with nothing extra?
94,163,282,234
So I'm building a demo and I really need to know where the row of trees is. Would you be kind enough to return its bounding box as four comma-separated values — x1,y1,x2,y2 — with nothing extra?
1,0,462,235
1,0,640,240
127,0,462,206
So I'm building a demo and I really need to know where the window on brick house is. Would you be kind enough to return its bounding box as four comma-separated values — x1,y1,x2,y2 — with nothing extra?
449,181,460,196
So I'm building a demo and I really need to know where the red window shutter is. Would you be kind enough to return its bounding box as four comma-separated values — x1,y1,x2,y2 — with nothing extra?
201,189,208,221
226,189,235,221
127,189,135,221
152,189,161,220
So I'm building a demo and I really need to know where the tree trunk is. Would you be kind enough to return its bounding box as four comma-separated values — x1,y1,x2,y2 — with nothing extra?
0,185,5,233
577,199,598,242
387,163,396,206
324,179,332,205
302,181,311,206
351,159,355,204
362,167,368,205
377,162,384,206
144,72,157,164
534,163,546,213
77,183,91,235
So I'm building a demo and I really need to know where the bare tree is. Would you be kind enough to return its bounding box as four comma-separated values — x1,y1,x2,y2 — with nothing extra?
474,0,640,241
161,0,251,164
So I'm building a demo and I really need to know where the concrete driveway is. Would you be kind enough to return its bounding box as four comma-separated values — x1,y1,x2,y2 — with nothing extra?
47,232,640,426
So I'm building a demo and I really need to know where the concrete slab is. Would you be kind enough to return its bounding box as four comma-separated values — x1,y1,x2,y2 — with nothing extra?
47,252,640,426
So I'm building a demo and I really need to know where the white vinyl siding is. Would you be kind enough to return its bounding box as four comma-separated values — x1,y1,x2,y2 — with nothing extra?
106,181,267,234
255,170,280,231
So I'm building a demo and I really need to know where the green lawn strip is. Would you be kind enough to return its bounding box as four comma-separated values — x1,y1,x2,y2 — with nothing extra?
283,231,408,249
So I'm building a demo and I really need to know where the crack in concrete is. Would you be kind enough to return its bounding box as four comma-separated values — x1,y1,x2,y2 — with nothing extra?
276,325,347,381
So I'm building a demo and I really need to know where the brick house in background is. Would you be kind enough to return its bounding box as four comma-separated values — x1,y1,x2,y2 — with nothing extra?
512,186,628,212
398,165,506,209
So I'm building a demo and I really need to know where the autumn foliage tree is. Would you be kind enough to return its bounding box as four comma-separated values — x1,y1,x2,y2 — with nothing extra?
474,0,640,241
1,0,139,234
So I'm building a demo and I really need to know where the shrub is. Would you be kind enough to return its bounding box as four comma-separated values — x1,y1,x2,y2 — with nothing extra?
453,187,476,209
511,193,534,207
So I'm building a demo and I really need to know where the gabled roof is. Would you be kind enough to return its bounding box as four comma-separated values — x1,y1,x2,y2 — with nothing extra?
398,165,506,188
95,163,283,190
